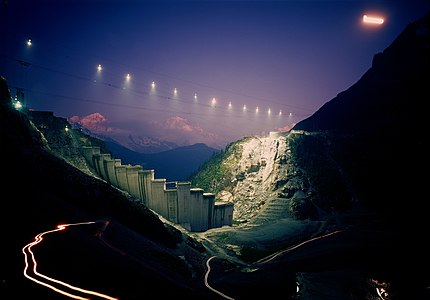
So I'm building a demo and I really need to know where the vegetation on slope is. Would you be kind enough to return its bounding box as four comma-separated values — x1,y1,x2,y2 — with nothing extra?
188,137,251,192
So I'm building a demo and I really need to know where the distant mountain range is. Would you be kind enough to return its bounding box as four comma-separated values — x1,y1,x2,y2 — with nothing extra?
118,134,180,154
71,121,220,181
70,121,181,154
105,139,220,181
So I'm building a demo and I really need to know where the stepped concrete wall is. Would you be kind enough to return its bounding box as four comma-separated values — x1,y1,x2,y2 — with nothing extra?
165,188,178,223
190,188,204,231
177,182,191,230
80,146,233,232
213,202,234,228
104,158,119,186
115,165,128,192
126,165,142,200
151,179,167,215
138,169,154,206
204,193,215,229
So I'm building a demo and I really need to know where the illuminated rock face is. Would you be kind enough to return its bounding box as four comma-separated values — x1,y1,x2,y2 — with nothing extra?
218,133,289,223
81,146,233,232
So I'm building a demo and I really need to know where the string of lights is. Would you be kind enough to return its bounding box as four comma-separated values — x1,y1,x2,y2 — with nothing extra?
3,52,307,122
2,32,313,118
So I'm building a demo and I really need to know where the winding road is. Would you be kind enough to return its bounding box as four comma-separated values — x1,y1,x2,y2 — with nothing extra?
204,230,345,299
22,221,119,300
204,256,235,300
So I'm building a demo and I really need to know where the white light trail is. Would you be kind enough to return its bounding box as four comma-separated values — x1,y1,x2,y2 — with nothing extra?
204,256,235,300
22,221,118,300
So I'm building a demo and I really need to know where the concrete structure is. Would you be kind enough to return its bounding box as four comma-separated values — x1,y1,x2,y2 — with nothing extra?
212,202,234,228
80,146,233,232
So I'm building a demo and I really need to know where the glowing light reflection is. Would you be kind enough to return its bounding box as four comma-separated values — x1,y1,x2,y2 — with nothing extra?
14,100,23,110
363,14,384,25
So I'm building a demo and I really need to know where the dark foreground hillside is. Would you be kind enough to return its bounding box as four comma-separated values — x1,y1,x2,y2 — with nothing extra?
0,76,218,299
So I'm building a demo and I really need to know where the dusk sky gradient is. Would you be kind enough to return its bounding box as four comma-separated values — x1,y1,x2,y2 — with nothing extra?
1,0,428,148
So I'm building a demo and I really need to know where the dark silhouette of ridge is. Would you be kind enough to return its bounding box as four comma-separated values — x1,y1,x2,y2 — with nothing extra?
293,12,429,137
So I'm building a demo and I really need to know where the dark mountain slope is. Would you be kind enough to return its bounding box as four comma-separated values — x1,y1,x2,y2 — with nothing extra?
0,76,217,299
291,12,430,219
293,12,429,136
185,14,430,299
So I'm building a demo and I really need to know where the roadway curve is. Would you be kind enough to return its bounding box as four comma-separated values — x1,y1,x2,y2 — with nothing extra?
22,221,119,300
204,256,235,300
203,230,345,299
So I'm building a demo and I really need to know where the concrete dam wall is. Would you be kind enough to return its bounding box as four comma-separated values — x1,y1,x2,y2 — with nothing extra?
81,146,233,232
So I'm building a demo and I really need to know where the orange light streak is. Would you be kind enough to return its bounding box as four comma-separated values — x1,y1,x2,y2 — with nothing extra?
22,221,119,300
256,230,345,264
363,14,384,25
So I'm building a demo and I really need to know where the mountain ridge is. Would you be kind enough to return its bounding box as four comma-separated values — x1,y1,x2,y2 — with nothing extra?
69,118,181,154
104,139,220,181
292,12,429,135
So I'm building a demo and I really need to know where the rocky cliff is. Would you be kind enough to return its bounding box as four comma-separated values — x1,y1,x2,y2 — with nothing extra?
190,12,430,226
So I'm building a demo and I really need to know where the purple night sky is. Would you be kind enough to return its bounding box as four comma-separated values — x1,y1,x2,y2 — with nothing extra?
1,0,428,149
